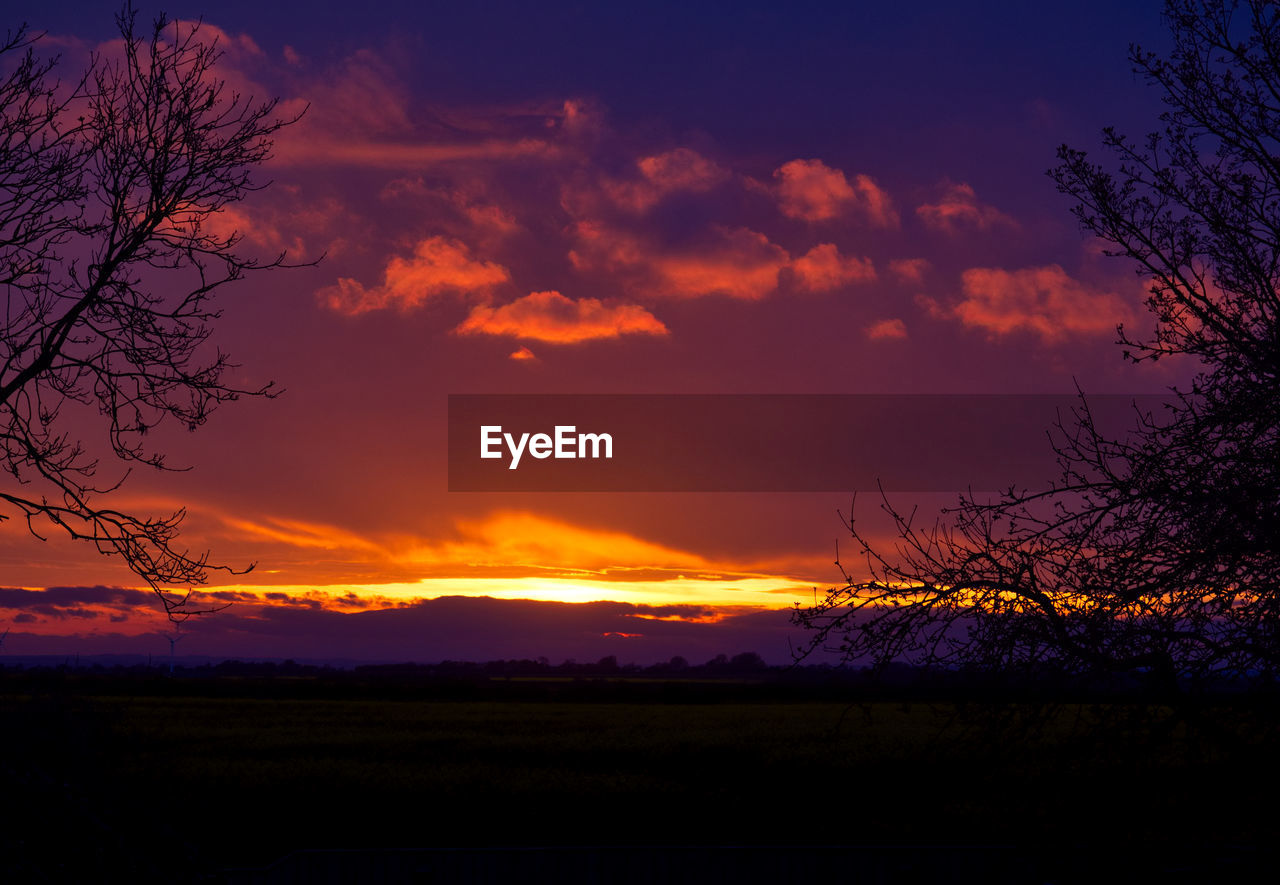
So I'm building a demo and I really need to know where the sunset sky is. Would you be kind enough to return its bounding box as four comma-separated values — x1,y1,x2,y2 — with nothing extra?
0,0,1190,664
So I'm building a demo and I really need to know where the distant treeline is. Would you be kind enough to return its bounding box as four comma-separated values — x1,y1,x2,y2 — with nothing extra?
2,653,1276,703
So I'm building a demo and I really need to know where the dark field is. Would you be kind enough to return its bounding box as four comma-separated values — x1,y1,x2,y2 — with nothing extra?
3,671,1278,883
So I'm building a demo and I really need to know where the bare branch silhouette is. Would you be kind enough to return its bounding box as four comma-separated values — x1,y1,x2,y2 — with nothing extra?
795,0,1280,689
0,7,310,620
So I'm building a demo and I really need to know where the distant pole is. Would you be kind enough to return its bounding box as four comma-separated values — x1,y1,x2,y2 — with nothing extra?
166,625,184,676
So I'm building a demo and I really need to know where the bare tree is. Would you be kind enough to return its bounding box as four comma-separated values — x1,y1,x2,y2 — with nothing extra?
0,8,304,620
794,0,1280,689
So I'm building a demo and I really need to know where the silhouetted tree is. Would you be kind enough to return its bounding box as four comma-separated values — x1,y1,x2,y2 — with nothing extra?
729,651,766,671
705,654,729,670
795,0,1280,689
596,655,619,672
0,9,304,619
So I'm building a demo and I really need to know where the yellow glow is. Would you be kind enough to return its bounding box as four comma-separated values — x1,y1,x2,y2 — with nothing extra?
197,575,810,609
411,511,716,571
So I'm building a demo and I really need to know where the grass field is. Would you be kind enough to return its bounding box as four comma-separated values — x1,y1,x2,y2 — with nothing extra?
3,674,1278,881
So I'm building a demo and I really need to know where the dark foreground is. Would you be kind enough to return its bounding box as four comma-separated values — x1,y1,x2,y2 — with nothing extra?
3,667,1277,883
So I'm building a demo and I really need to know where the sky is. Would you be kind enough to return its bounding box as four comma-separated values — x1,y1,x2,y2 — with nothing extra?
0,0,1189,664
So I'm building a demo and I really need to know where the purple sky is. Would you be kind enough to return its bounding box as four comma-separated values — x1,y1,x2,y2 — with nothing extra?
0,1,1194,664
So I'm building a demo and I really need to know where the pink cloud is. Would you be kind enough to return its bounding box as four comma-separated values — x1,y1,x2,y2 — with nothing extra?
320,237,510,315
787,243,876,292
889,258,930,284
949,265,1135,340
456,291,668,342
267,51,566,169
462,202,521,236
275,137,560,168
198,194,348,259
850,174,900,229
866,318,908,340
380,179,522,243
311,48,414,137
602,148,729,212
168,20,264,58
916,182,1018,233
638,148,725,191
774,159,898,227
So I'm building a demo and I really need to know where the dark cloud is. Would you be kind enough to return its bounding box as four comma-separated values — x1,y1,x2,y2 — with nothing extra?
0,585,155,609
1,595,809,665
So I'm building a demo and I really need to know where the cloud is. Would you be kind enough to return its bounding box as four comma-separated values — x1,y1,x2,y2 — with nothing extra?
774,159,851,221
509,346,537,361
889,258,930,285
267,49,565,169
0,585,156,609
571,223,791,300
198,194,349,260
602,147,729,212
209,508,812,597
787,243,876,292
774,159,898,227
946,265,1134,340
308,48,414,137
456,290,668,343
572,226,880,300
866,318,908,340
379,178,524,248
0,585,169,626
319,236,510,314
4,596,809,665
650,228,791,298
916,182,1018,233
276,137,561,169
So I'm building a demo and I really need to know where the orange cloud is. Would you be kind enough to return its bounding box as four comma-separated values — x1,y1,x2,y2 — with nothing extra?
866,318,908,340
320,236,510,314
787,243,876,292
210,508,812,599
651,228,790,299
889,257,930,284
572,226,880,300
510,345,537,360
456,290,668,343
774,159,898,227
916,182,1018,233
949,265,1134,339
571,223,791,300
440,511,711,573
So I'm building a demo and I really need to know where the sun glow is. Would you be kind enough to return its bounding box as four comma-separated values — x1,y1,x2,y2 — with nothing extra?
200,574,810,608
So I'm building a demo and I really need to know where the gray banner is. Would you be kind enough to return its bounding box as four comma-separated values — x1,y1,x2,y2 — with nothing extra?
448,394,1169,492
